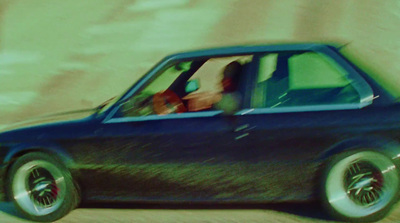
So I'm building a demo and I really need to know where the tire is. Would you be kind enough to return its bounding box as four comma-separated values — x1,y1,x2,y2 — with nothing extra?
321,150,399,222
7,152,79,222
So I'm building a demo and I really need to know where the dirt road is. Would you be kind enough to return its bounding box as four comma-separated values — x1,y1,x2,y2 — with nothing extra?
1,201,400,223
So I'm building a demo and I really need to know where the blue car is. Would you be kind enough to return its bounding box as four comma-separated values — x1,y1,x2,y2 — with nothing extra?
1,43,399,222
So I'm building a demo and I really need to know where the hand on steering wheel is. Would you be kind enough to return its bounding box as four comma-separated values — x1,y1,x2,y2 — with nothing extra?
153,89,187,115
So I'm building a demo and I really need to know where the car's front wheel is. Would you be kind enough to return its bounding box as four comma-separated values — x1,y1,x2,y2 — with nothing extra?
321,150,399,222
7,152,79,222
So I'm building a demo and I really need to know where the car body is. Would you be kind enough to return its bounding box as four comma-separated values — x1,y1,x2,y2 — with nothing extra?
1,43,400,222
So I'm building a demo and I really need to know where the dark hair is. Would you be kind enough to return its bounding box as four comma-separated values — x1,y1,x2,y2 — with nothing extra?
223,61,242,81
222,61,242,92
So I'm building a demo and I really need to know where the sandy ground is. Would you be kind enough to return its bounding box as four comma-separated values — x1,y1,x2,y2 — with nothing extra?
1,201,400,223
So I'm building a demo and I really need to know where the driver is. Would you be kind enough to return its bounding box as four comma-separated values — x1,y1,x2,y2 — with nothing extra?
185,61,243,114
213,61,243,114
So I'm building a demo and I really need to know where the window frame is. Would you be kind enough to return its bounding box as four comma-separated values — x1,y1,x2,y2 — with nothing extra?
105,55,257,123
103,45,375,123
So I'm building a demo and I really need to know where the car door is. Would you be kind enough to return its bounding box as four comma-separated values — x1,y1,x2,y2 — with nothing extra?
79,56,268,201
95,111,235,200
230,51,375,201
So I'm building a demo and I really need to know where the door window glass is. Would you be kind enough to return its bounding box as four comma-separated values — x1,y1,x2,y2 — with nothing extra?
120,56,252,117
289,52,349,89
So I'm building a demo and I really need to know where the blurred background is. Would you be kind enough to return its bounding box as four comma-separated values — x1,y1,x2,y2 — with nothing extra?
0,0,399,127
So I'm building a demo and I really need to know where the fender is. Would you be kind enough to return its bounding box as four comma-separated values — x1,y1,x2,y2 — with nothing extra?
319,135,400,166
3,142,75,168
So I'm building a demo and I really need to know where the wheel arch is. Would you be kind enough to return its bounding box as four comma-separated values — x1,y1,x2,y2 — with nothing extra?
4,142,75,167
319,135,400,167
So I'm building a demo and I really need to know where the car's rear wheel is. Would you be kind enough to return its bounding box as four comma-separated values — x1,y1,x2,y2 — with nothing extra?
321,150,399,222
7,152,78,222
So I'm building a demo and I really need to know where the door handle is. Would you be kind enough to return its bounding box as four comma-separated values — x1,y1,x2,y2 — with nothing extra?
235,133,249,140
234,124,249,132
234,124,256,132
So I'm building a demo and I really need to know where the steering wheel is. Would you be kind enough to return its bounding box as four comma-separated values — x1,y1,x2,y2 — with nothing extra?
153,89,187,115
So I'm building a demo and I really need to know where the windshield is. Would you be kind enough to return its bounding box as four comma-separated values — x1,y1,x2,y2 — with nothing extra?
97,62,190,114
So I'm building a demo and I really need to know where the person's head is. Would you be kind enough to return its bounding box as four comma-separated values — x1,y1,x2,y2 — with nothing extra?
221,61,242,93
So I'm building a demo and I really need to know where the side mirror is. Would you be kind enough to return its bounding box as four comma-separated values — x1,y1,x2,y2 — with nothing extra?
185,79,200,94
175,61,192,71
120,93,153,116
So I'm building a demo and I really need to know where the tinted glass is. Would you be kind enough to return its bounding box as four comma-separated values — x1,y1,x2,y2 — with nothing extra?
252,52,360,108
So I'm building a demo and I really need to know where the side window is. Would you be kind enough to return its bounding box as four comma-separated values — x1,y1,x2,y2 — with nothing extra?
185,56,252,112
120,56,252,117
143,62,192,95
252,51,360,108
289,52,349,89
120,62,191,117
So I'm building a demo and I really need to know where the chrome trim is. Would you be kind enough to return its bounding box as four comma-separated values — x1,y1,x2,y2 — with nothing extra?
237,103,367,115
105,110,223,123
105,103,365,124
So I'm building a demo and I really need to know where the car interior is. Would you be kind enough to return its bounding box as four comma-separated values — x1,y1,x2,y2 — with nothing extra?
121,56,252,116
253,51,361,108
120,51,361,117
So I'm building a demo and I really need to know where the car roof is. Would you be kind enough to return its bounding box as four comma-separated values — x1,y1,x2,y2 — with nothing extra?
166,43,339,60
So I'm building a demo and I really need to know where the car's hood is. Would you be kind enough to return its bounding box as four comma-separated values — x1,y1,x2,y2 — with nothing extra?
0,108,96,133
